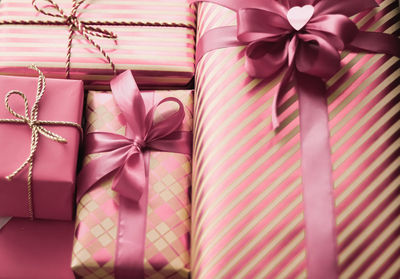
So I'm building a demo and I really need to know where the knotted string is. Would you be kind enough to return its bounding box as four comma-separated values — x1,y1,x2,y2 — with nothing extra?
32,0,117,78
0,65,82,219
0,0,195,78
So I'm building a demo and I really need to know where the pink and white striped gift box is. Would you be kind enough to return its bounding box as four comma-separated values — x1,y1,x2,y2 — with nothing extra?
0,0,196,90
72,90,193,279
192,1,400,278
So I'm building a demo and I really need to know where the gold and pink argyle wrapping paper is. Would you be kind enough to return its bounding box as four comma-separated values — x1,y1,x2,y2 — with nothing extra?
71,90,193,279
192,1,400,279
0,0,196,90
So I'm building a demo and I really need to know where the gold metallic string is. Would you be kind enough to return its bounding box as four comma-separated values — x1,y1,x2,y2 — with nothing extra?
0,65,82,219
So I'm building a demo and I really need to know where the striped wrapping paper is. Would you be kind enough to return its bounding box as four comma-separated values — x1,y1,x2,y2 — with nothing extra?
0,0,196,90
192,1,400,278
71,90,193,278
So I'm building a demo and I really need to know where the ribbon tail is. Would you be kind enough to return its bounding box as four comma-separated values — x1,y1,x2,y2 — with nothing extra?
272,65,295,129
348,31,400,57
296,73,338,279
76,146,130,202
196,26,245,65
115,151,150,279
111,151,146,202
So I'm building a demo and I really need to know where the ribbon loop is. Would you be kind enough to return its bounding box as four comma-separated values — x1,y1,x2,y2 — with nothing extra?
77,70,192,203
145,97,186,143
0,65,82,218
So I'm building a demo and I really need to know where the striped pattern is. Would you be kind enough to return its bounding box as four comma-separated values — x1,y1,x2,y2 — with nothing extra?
0,0,196,90
192,1,400,278
72,90,193,279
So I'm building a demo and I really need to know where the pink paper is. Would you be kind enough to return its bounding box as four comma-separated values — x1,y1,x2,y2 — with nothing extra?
0,75,83,220
0,218,75,279
0,0,196,90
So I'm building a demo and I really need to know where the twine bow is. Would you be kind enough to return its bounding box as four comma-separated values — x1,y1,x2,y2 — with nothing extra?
0,0,196,79
32,0,117,78
0,65,82,219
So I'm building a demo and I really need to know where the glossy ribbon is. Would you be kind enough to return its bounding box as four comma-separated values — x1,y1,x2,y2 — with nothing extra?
76,70,192,278
191,0,400,278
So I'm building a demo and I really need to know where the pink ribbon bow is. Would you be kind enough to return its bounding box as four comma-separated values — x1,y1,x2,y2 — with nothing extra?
192,0,400,278
195,0,400,128
76,70,191,203
76,71,192,278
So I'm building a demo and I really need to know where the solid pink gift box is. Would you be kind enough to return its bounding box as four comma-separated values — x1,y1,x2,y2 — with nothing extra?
0,75,83,220
0,218,75,279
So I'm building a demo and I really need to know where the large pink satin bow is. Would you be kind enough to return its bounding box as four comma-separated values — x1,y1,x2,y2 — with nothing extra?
76,70,191,203
192,1,400,279
76,70,192,278
194,0,400,128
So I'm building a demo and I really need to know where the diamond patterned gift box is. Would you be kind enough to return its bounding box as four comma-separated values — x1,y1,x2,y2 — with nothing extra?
71,90,193,279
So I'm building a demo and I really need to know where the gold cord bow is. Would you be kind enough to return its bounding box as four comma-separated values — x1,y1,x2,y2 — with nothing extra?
32,0,118,78
0,65,82,219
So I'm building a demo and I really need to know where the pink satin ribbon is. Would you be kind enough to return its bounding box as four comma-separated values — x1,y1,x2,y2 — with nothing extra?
191,0,400,278
76,70,192,279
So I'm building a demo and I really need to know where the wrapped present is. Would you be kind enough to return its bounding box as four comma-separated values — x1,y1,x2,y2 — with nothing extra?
0,218,76,279
191,0,400,279
0,0,196,90
0,66,83,221
71,71,192,278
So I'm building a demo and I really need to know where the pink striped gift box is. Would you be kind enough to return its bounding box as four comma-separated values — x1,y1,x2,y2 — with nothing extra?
0,0,196,90
71,89,193,278
192,1,400,278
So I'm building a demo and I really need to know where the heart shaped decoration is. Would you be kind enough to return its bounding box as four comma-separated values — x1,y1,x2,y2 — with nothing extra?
287,5,314,31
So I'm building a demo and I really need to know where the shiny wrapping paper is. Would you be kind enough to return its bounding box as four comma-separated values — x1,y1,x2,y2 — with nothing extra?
72,90,192,278
0,74,83,220
0,0,196,90
192,1,400,279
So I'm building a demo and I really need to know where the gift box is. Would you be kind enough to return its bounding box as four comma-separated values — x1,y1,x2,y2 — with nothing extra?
0,218,76,279
0,70,83,220
71,71,192,278
0,0,196,90
191,1,400,279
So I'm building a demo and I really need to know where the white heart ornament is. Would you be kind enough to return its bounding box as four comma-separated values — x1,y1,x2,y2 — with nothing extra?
287,5,314,31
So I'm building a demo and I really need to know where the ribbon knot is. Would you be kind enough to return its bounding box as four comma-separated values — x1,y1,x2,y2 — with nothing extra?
133,137,145,152
0,65,82,218
194,0,400,128
32,0,117,78
76,70,192,203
